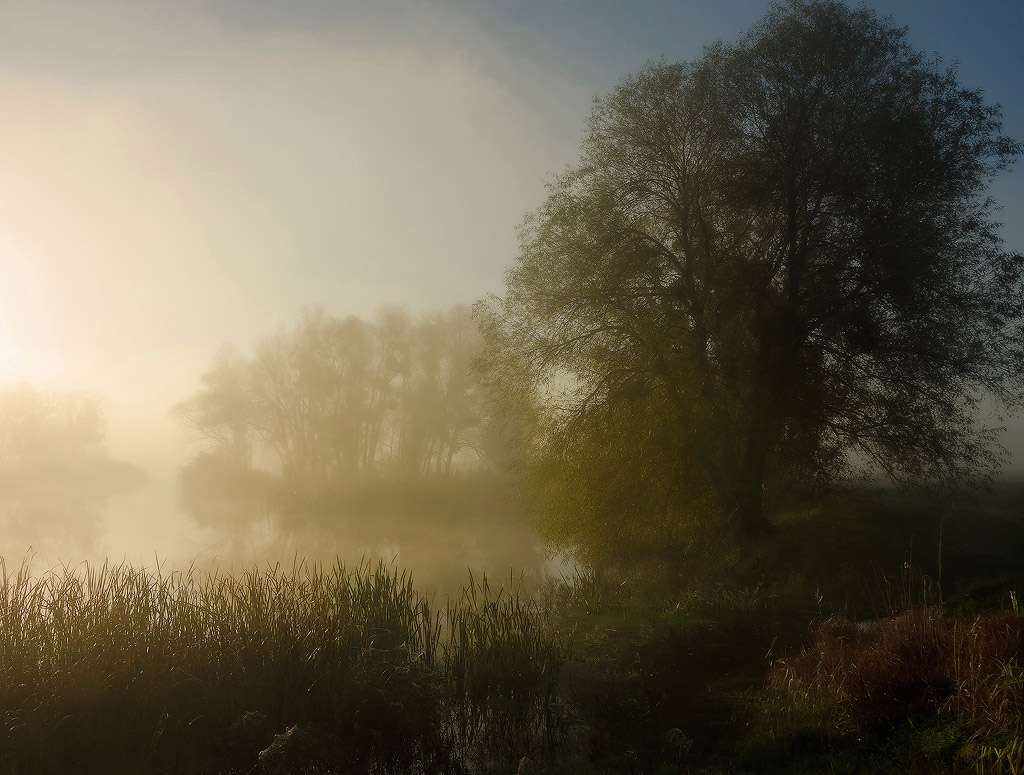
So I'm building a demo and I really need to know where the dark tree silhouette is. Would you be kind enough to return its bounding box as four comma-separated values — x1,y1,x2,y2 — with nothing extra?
479,0,1024,545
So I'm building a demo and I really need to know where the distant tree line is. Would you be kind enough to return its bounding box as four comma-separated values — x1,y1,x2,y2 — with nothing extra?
0,383,143,552
178,2,1024,567
175,305,501,531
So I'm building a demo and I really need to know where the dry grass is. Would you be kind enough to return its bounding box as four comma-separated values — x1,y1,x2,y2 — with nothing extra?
0,556,566,774
769,605,1024,770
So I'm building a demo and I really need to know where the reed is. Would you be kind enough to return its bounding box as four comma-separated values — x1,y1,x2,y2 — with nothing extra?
443,572,568,766
0,556,566,774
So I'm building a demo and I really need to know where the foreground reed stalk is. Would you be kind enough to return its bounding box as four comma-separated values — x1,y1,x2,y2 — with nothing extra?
0,557,566,774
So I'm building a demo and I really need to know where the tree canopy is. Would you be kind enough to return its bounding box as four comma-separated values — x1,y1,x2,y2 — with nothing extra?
479,0,1024,554
175,305,489,535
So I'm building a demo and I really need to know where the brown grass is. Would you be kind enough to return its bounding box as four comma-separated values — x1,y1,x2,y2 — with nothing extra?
0,556,567,774
770,606,1024,759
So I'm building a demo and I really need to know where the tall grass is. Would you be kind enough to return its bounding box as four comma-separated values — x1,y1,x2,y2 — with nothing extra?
0,556,566,774
444,573,568,767
768,606,1024,769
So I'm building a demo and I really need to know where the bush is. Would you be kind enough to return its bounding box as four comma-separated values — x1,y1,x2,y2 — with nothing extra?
769,607,1024,761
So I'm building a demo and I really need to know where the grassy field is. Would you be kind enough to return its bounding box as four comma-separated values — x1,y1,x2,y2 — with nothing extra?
0,487,1022,773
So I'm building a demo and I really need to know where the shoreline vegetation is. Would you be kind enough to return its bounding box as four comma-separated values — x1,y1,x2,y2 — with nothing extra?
0,490,1022,773
0,556,565,774
2,2,1022,773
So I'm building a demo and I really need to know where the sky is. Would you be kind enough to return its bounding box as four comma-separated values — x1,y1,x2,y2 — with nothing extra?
0,0,1022,558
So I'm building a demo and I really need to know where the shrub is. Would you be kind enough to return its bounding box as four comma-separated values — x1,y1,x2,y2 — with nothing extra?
769,607,1024,763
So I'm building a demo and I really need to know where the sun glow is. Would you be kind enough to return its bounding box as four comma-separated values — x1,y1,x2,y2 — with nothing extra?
0,286,21,380
0,243,58,386
0,333,18,380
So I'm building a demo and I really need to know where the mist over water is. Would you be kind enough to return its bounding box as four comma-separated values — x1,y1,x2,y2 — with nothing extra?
1,0,1021,587
0,1,592,585
1,6,1023,774
6,465,552,599
0,359,552,599
1,422,552,600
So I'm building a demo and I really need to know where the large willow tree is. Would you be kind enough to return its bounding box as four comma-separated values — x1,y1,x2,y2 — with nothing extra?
479,0,1023,549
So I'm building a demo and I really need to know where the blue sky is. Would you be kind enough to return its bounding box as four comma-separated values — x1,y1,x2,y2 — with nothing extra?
201,0,1024,246
0,0,1022,554
202,1,1023,117
1,0,1020,400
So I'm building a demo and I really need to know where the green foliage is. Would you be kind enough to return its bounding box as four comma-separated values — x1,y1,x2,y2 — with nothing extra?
545,566,631,617
975,736,1024,774
480,0,1024,554
528,391,726,567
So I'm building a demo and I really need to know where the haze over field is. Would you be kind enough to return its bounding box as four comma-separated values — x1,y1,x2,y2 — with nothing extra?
0,0,1021,567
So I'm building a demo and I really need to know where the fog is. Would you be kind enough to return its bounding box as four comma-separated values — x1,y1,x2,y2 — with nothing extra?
0,0,597,582
4,5,1024,773
1,0,1022,586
